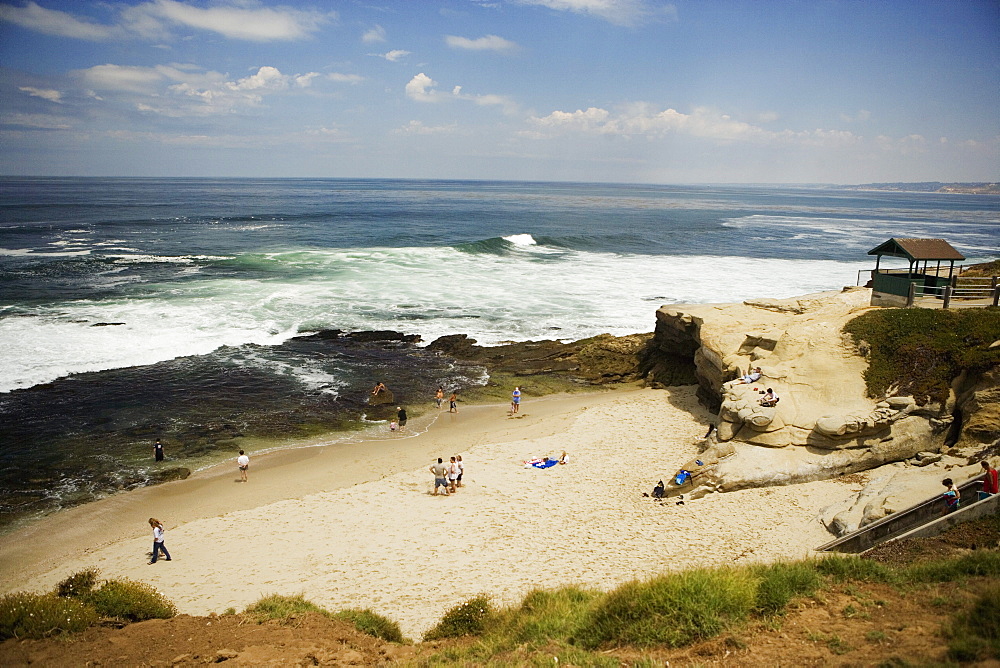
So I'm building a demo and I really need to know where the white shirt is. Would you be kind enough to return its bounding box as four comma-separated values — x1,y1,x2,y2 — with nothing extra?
153,526,165,542
238,454,249,467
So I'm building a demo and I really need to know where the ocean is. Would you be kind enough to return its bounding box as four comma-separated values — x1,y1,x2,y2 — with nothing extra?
1,177,997,528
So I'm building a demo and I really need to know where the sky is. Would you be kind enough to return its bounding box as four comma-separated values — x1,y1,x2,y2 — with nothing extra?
0,0,997,183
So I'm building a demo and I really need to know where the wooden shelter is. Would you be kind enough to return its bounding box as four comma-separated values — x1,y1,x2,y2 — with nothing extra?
867,238,967,307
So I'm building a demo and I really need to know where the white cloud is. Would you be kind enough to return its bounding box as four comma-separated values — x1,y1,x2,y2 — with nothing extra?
328,73,364,84
393,120,459,135
19,86,63,103
380,49,411,62
514,0,676,26
445,34,518,51
0,1,118,40
229,66,290,91
362,24,386,43
122,0,333,42
0,0,333,42
405,73,439,102
75,64,170,93
405,74,516,112
1,112,72,129
529,104,862,147
72,63,320,116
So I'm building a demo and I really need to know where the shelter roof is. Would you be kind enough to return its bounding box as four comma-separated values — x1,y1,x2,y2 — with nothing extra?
867,238,965,262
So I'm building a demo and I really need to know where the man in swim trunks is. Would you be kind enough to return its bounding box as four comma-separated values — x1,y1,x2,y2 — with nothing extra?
430,458,450,495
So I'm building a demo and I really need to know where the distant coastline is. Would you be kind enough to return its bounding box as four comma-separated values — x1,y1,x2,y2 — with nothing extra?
839,181,1000,195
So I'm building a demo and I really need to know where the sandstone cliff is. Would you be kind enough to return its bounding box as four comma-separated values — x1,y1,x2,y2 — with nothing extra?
642,287,998,499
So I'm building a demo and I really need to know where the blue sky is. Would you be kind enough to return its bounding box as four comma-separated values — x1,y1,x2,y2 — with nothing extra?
1,0,997,183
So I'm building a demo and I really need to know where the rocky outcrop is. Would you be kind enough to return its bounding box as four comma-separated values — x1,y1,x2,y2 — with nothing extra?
646,288,977,495
953,367,1000,449
427,333,653,384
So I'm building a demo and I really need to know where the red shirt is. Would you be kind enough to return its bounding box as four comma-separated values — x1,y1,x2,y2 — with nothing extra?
984,467,999,495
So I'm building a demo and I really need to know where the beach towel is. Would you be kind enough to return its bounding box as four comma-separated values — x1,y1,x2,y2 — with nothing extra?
524,458,559,469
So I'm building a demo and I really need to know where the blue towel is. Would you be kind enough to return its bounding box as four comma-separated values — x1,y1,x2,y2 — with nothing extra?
532,460,559,469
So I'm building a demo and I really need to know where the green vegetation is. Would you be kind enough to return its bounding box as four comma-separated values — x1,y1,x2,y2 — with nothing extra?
843,307,1000,404
242,593,327,622
0,592,98,640
945,585,1000,661
580,568,758,648
83,578,177,622
55,567,100,599
0,569,174,639
423,594,494,640
3,550,999,659
331,608,406,643
241,595,409,642
750,561,824,615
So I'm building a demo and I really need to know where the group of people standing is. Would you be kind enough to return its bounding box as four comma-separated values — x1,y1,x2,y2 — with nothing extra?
429,456,464,496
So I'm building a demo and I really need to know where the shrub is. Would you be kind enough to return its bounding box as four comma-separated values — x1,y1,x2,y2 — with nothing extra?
751,561,823,615
332,608,406,643
55,568,100,599
578,568,758,649
243,594,327,623
843,308,1000,404
0,591,98,639
504,587,602,645
84,579,177,622
423,594,493,640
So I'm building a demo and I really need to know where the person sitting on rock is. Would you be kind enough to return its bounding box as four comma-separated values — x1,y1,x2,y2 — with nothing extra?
371,382,386,396
732,367,762,385
759,388,779,407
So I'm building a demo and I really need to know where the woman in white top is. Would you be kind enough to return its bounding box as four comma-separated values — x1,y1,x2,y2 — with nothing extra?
448,456,460,493
148,518,171,564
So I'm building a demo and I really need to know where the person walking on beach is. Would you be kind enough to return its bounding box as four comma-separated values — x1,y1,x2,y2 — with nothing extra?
147,518,171,564
153,439,164,462
237,450,250,482
430,458,450,496
435,386,444,409
456,455,464,488
511,386,521,414
397,407,407,431
449,391,458,413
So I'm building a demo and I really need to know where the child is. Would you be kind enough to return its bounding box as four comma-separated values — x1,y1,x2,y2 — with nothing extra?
389,419,398,432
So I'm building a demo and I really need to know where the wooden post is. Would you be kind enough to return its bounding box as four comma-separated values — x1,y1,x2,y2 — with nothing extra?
993,285,1000,307
943,285,952,309
907,282,916,307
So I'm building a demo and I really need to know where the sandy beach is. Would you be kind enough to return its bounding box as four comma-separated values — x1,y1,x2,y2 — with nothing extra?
0,386,866,639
